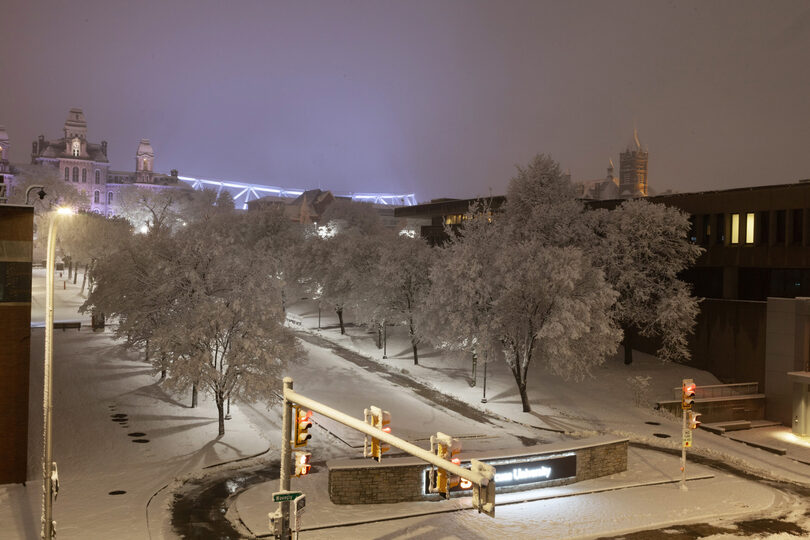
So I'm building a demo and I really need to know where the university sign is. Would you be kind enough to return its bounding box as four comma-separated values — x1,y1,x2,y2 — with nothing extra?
423,452,577,494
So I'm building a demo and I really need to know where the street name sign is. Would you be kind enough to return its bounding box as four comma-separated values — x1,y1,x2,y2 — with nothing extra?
273,491,302,502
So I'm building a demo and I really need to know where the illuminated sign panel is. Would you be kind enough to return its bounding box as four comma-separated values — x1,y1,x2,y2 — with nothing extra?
423,452,576,494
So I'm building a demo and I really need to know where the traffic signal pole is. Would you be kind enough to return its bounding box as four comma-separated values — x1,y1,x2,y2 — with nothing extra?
680,407,687,491
277,377,294,538
282,381,492,488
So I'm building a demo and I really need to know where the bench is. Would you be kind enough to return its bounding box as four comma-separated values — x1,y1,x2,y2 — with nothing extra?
53,321,81,331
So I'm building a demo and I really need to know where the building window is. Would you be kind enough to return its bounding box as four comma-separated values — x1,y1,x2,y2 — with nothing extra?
95,170,100,184
702,214,711,245
715,214,725,245
72,167,79,182
64,167,69,181
107,191,113,204
444,214,464,225
94,190,99,204
759,211,769,244
71,139,80,157
81,168,87,183
731,213,740,244
745,213,755,244
776,210,786,244
793,209,803,245
688,216,697,244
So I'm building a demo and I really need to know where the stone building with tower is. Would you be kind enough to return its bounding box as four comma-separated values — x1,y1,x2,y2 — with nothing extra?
20,108,181,215
0,125,14,203
618,128,649,197
578,129,649,200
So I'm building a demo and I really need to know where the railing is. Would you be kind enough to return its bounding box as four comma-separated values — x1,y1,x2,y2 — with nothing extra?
671,382,759,400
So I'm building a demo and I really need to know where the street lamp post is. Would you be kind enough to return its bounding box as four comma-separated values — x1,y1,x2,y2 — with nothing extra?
41,208,72,540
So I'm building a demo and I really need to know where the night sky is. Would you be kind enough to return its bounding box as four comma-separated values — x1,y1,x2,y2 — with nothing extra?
2,0,809,201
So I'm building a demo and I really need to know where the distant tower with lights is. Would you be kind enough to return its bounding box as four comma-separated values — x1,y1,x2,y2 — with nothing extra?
619,128,648,197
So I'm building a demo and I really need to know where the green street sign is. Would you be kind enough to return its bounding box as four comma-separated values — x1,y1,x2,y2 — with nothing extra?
273,491,302,502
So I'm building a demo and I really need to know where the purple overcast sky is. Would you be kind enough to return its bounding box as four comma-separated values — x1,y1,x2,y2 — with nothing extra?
1,0,809,201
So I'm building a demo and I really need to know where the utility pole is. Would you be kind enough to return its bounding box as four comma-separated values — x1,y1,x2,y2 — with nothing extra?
277,377,294,538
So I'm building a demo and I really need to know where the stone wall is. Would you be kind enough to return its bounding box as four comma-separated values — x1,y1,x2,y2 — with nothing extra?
328,435,628,505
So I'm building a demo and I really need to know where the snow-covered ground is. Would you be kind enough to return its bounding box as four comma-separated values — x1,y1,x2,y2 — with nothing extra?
2,271,810,539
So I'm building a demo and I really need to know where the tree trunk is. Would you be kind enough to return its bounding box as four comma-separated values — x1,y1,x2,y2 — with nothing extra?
518,381,531,412
408,317,418,365
376,324,382,349
336,307,345,335
80,263,88,294
216,393,225,437
191,384,198,408
281,288,287,313
623,327,635,365
145,340,150,363
73,263,78,284
68,260,72,280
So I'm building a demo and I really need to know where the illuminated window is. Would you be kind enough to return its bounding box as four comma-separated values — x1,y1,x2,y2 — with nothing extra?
94,191,99,204
745,213,754,244
95,170,100,184
71,139,80,157
81,168,87,183
444,214,463,225
731,213,740,244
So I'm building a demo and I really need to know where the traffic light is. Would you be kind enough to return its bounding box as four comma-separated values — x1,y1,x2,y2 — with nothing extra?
365,406,392,461
294,407,312,447
447,438,462,490
293,450,311,476
471,459,496,518
682,379,696,410
688,410,702,430
430,432,460,498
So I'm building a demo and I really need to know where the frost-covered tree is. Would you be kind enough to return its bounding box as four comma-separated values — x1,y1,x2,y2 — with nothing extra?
84,213,298,435
59,212,132,294
299,200,385,334
425,202,500,370
592,199,703,364
372,234,433,364
116,185,194,234
492,243,620,412
7,164,90,213
150,215,298,435
427,155,621,412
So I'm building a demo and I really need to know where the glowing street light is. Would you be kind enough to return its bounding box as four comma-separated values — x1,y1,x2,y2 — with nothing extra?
42,207,74,539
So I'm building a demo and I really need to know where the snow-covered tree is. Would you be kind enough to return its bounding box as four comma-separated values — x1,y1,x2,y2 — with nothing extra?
299,200,386,334
150,215,298,435
425,202,500,372
492,242,620,412
592,199,703,364
116,185,193,234
83,212,298,435
58,212,133,294
372,234,433,364
7,164,89,213
426,155,621,412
